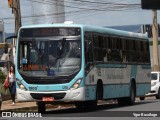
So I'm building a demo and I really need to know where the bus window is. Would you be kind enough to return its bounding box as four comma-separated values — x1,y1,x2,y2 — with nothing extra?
85,32,93,63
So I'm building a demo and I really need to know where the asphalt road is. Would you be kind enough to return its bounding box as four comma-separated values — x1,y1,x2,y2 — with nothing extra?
42,97,160,117
1,97,160,120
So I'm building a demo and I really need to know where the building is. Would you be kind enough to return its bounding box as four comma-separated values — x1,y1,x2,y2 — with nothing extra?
31,0,65,24
0,20,4,43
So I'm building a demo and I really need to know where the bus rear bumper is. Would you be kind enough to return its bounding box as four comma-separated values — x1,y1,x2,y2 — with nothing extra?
16,87,85,102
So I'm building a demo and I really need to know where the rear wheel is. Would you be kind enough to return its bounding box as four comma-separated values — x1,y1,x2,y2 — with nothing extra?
118,82,135,105
156,88,160,99
37,102,46,113
140,97,145,100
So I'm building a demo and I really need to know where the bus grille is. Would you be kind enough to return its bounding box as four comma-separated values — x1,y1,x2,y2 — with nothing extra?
30,93,66,100
24,78,71,84
20,73,75,84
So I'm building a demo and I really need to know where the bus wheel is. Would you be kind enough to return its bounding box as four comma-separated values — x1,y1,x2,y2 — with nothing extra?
156,88,160,99
75,101,86,109
117,98,126,105
96,80,103,100
127,82,136,105
75,101,97,110
118,82,135,106
37,102,46,113
140,97,145,100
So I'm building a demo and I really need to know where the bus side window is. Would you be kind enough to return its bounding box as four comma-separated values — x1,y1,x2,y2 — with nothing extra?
84,33,93,63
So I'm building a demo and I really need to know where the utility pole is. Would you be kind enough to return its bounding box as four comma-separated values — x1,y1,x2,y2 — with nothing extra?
12,0,21,36
152,10,159,71
141,0,160,71
8,0,21,43
8,0,21,64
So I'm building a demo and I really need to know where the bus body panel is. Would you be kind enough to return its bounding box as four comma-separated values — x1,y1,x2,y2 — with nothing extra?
85,64,151,100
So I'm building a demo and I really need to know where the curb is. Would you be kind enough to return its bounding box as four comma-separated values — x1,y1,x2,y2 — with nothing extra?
1,103,75,112
1,106,38,112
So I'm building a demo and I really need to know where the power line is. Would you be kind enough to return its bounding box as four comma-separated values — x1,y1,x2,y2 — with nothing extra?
3,0,142,27
3,0,141,21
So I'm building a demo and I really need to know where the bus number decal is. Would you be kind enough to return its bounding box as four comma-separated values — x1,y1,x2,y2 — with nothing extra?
29,87,37,91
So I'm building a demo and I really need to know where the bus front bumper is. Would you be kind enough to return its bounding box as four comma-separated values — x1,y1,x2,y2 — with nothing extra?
16,87,85,102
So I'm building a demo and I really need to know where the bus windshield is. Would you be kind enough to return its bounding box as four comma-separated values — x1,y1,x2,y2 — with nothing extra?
18,28,81,77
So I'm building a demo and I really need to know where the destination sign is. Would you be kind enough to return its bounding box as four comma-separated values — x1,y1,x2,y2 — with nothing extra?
20,27,81,37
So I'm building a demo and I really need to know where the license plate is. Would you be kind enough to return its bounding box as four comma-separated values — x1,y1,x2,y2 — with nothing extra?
42,97,55,101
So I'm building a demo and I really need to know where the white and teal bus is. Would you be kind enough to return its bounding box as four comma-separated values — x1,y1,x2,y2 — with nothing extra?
14,24,151,113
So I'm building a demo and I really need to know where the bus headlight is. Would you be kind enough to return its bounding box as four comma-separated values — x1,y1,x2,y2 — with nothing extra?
70,78,82,90
16,79,27,91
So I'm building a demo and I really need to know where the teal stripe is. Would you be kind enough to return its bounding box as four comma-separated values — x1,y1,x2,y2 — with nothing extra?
96,64,127,68
141,64,151,69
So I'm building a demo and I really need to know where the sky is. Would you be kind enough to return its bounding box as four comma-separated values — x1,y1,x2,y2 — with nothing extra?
1,0,160,33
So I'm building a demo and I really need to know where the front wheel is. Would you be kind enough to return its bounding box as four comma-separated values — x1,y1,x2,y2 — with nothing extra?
75,101,97,110
127,83,136,105
37,102,46,113
156,88,160,99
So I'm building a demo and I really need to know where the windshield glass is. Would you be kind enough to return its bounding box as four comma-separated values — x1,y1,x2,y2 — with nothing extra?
18,27,81,77
151,73,157,80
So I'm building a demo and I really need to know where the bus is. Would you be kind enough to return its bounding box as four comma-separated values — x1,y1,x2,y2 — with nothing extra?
13,24,151,113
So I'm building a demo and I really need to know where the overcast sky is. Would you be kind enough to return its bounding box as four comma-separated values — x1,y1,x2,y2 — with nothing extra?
1,0,160,33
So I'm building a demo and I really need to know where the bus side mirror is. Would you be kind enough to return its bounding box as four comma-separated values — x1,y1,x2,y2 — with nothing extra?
4,43,8,54
4,35,17,54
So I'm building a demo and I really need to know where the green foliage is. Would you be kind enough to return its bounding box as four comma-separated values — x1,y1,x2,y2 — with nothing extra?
0,70,7,83
0,70,9,96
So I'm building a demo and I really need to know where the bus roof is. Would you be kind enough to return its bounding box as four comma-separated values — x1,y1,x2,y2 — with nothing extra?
19,23,148,40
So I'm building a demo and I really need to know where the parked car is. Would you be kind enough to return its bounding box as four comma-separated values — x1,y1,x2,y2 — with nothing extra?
146,71,160,99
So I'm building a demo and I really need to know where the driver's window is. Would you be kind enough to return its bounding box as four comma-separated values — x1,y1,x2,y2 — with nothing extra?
85,32,93,63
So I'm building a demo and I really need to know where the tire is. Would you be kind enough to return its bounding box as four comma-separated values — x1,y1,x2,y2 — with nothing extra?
156,88,160,99
75,101,96,110
75,101,86,109
140,97,145,100
37,102,46,113
117,98,127,105
97,81,103,100
118,82,135,106
127,82,136,105
75,82,103,110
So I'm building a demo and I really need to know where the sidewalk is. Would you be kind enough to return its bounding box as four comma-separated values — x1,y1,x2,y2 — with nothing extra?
1,99,74,112
1,100,37,112
1,97,156,112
